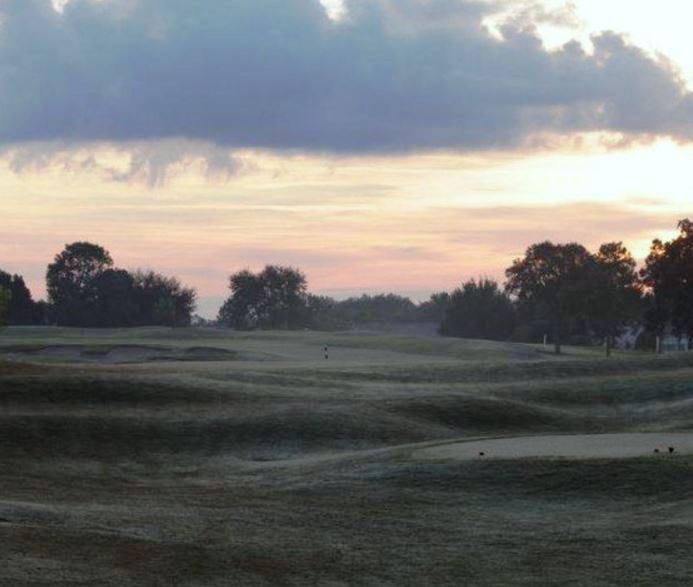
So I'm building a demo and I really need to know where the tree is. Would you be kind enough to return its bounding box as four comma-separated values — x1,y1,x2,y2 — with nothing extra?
418,292,451,323
0,270,38,325
642,219,693,346
0,286,11,326
304,294,350,331
218,266,307,330
440,279,516,340
45,242,196,328
131,270,197,327
337,294,419,325
218,270,265,330
31,301,49,326
505,242,592,354
90,269,137,327
46,242,113,326
257,265,308,329
586,242,642,357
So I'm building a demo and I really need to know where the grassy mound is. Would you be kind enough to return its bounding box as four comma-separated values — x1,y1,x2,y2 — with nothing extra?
388,395,590,434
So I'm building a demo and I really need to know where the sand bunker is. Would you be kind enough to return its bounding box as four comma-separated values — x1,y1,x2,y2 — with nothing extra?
1,344,237,364
416,433,693,461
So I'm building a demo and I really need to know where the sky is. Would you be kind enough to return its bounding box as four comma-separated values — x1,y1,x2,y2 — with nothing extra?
1,0,692,317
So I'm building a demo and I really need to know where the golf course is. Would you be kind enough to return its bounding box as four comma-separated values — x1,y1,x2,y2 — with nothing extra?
2,326,693,585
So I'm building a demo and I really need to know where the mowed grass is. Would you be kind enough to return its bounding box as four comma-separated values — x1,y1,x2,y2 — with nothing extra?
1,326,693,585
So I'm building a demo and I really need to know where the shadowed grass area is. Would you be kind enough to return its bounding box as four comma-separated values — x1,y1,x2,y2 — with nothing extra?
0,360,45,376
1,453,691,585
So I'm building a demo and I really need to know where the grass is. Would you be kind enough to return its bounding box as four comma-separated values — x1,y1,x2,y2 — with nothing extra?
1,326,693,585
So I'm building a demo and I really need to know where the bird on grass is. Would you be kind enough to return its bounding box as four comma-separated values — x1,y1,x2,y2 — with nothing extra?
669,446,675,454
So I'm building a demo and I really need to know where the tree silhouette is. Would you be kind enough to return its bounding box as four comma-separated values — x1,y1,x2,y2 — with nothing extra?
219,266,307,330
131,270,197,327
0,271,39,325
90,269,137,327
337,294,418,325
0,286,10,326
45,243,196,328
440,279,515,341
642,219,693,346
505,242,591,354
586,242,642,357
46,242,114,326
419,292,451,323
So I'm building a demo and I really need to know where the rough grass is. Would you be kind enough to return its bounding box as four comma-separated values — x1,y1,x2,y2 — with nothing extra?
1,327,693,585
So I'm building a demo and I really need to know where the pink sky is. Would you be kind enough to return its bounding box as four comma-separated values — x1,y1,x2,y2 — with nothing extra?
1,143,687,317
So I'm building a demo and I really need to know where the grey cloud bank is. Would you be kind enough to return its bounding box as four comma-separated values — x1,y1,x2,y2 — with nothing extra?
1,0,692,153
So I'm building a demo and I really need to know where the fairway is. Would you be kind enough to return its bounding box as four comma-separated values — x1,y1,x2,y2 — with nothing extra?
2,326,693,585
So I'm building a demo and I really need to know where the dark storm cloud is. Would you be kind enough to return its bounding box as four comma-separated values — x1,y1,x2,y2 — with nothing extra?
1,0,692,153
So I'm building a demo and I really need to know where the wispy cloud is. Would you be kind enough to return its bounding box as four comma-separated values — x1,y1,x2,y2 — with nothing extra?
0,140,242,186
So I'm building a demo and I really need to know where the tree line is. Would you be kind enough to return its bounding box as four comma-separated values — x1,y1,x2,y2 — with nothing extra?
1,220,693,356
0,242,196,328
214,218,693,355
436,220,693,355
217,265,423,331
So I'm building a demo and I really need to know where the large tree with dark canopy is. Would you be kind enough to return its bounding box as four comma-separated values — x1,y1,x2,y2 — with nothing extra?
257,265,308,329
46,242,114,326
440,279,515,341
642,219,693,345
218,266,307,330
586,242,642,357
218,270,264,330
90,269,138,327
131,270,197,327
505,242,592,354
46,242,196,327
